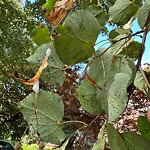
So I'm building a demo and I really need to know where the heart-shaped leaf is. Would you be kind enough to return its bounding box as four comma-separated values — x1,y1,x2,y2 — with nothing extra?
54,10,101,65
18,91,65,144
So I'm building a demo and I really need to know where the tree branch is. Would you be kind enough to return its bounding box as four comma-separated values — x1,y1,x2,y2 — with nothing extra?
136,27,148,68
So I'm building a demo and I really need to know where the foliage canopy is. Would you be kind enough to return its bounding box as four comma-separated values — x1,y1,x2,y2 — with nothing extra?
1,0,150,149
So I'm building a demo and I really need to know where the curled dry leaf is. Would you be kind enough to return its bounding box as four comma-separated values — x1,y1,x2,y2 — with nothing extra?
44,0,75,26
13,49,50,85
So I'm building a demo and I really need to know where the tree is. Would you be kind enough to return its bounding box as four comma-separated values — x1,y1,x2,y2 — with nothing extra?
1,0,150,149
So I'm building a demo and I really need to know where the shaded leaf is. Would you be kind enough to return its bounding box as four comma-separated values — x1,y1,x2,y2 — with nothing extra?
26,43,65,87
121,41,141,60
137,116,150,141
31,26,50,46
92,125,105,150
107,124,128,150
138,2,150,31
109,0,142,25
122,131,150,150
18,91,65,144
77,80,103,115
55,10,101,65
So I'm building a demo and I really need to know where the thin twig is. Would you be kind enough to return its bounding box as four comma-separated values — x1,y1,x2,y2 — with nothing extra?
136,27,148,68
139,66,150,89
76,114,101,150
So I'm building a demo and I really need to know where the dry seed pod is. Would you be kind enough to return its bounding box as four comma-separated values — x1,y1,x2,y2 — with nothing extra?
14,142,21,150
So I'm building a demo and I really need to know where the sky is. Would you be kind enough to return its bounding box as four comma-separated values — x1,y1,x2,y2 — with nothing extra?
95,19,150,64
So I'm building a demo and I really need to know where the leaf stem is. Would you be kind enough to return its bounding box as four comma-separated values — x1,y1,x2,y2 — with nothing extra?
62,120,88,126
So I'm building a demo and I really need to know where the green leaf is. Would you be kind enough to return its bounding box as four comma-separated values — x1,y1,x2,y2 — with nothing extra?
26,43,65,87
89,49,135,121
111,35,130,55
122,131,150,150
109,29,131,55
108,73,130,122
42,0,58,14
109,29,130,43
54,10,101,65
18,91,65,144
121,41,141,60
138,2,150,31
31,26,50,46
85,4,102,16
107,124,128,150
137,116,150,141
109,0,142,25
134,71,148,94
77,80,103,115
92,125,105,150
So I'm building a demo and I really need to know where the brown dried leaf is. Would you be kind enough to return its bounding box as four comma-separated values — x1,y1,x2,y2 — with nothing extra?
45,0,75,26
14,55,49,85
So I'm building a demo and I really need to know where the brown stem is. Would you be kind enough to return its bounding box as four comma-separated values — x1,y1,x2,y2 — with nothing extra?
136,27,148,69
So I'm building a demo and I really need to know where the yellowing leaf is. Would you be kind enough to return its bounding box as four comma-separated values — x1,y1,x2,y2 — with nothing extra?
14,49,50,85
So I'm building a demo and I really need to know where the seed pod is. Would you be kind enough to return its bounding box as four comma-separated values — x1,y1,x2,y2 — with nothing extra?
32,80,39,94
46,48,51,58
